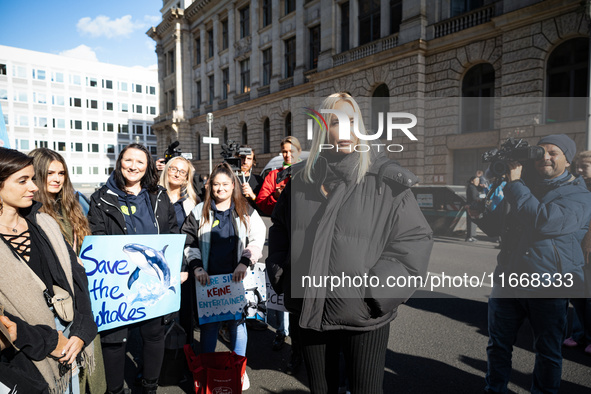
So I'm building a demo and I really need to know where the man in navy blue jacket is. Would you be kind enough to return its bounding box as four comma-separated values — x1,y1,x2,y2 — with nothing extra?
474,134,591,394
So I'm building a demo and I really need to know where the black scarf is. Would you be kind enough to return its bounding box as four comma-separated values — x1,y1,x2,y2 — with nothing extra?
320,152,361,193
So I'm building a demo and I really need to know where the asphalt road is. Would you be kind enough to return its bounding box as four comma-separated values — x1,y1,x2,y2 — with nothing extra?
122,221,591,393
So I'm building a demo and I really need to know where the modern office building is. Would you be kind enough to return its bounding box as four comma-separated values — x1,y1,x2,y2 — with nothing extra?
0,45,159,186
148,0,589,184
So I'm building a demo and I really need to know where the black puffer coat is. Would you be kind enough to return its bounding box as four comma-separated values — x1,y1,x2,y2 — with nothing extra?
266,154,433,332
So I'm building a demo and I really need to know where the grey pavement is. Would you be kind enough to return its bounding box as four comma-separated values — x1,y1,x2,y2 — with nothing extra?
121,224,591,393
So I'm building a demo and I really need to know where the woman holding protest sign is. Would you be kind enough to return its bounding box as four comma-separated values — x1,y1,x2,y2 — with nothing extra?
88,143,178,394
0,147,98,394
266,93,433,393
182,162,265,389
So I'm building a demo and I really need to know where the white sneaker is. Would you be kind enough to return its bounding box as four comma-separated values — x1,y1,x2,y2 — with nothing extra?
242,371,250,391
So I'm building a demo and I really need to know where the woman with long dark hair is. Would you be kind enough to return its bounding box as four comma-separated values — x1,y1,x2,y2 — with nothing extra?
266,93,433,393
182,162,266,389
0,147,97,394
88,143,178,394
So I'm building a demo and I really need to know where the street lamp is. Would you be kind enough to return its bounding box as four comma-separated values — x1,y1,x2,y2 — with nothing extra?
207,113,214,174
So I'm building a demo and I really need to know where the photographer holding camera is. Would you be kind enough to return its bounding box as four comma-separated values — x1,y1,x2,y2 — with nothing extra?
236,145,262,209
471,134,591,393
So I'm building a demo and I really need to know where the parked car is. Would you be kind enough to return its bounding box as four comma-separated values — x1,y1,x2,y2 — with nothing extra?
75,191,91,216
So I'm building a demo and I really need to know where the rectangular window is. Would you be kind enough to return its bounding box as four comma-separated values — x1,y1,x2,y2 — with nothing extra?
359,0,381,45
70,97,82,107
104,123,114,132
3,114,8,126
149,146,157,155
87,99,98,109
222,68,229,100
262,48,272,86
208,75,215,104
13,66,26,78
35,140,49,149
149,86,156,95
14,91,28,102
134,104,143,114
70,74,81,85
106,145,115,154
18,115,29,126
390,0,402,34
195,37,201,65
309,25,321,70
208,29,214,58
196,81,202,107
33,92,47,104
262,0,272,27
240,59,250,93
87,77,98,87
33,69,46,80
88,121,99,131
451,0,483,17
147,125,155,135
284,37,296,78
169,89,176,111
53,118,66,129
73,167,83,175
103,79,113,89
90,167,99,175
149,106,156,115
118,124,129,134
105,102,114,111
120,103,129,112
52,95,65,106
285,0,295,15
56,141,66,151
71,142,83,152
133,124,144,135
168,50,175,74
119,81,128,91
341,1,351,52
0,64,6,75
133,83,143,94
35,117,48,127
0,89,7,100
51,72,64,83
71,120,83,130
222,20,229,50
240,6,250,38
89,143,100,153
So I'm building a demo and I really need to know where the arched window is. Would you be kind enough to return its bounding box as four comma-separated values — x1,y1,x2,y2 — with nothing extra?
371,83,390,132
223,127,228,144
263,118,271,153
462,63,494,133
285,112,292,136
546,38,589,123
241,123,248,144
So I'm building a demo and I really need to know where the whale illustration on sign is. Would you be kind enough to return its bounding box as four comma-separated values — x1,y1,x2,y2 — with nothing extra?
123,243,176,296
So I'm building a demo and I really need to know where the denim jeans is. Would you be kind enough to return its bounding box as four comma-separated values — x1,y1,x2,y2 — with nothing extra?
570,298,591,344
485,298,568,394
200,319,247,356
267,309,289,336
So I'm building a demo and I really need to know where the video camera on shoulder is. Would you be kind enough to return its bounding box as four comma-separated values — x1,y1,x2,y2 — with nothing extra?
220,140,251,173
164,141,182,164
482,138,544,178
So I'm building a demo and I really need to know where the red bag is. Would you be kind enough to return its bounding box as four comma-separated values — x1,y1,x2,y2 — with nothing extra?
184,344,247,394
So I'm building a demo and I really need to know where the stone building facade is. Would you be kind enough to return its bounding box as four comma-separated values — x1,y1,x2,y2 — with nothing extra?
148,0,589,184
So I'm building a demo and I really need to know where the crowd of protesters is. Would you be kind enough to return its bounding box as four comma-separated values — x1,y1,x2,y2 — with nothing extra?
1,92,590,394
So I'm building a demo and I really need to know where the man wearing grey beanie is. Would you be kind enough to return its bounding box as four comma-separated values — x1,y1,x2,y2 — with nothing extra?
473,134,591,393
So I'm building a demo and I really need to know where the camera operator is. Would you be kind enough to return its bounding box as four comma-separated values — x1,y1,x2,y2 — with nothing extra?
236,145,262,209
471,134,591,393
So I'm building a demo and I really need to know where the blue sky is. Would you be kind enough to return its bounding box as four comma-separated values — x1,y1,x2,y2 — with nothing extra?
0,0,163,69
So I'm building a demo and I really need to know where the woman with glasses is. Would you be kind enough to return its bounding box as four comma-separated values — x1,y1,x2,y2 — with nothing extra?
159,156,199,345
